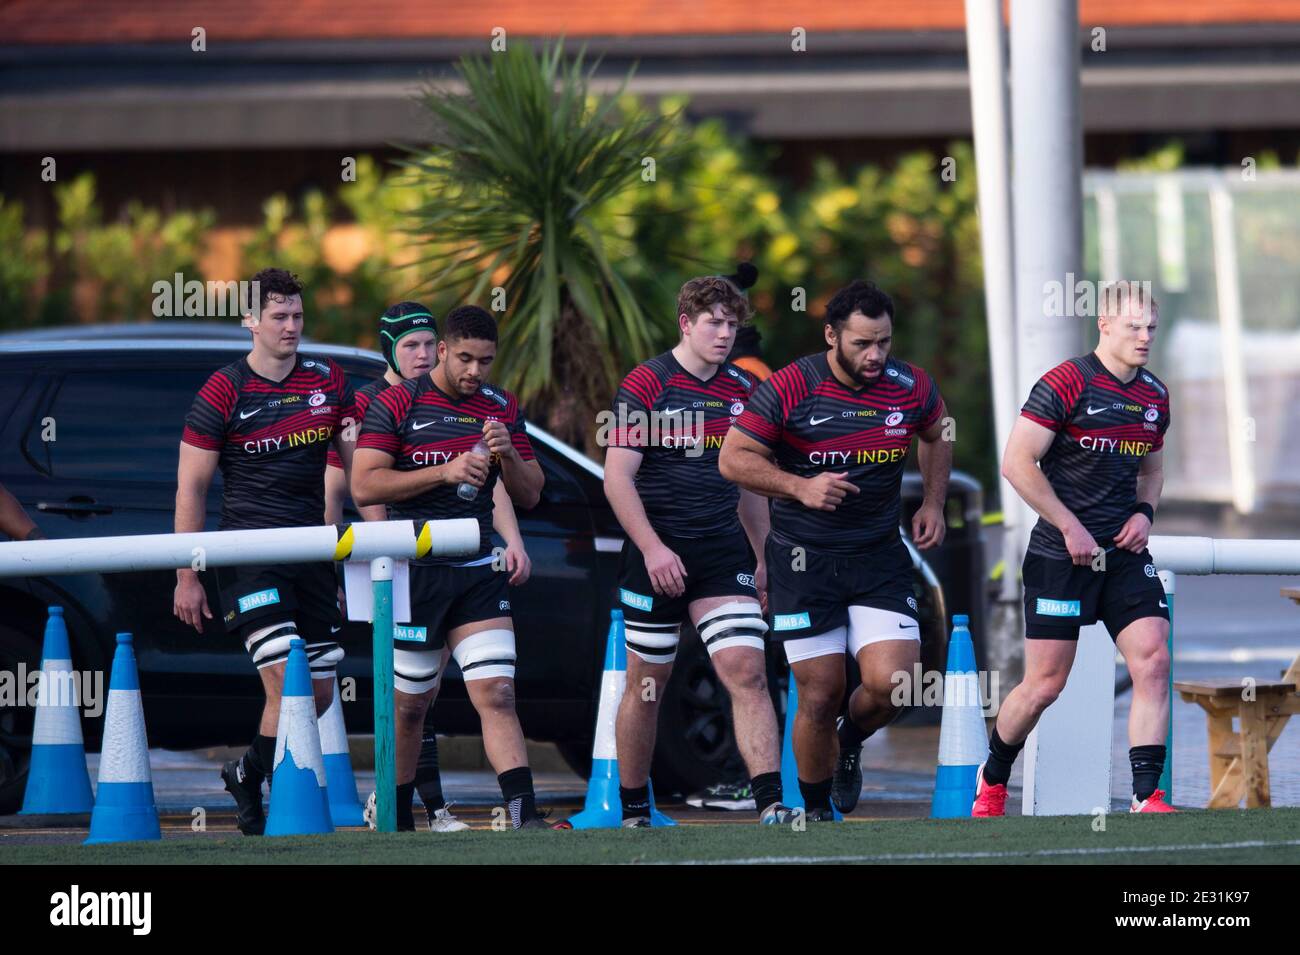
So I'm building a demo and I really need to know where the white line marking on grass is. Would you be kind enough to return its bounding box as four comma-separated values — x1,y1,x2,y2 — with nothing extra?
664,838,1300,865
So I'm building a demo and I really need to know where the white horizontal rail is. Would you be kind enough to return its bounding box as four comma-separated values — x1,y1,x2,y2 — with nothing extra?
1148,535,1300,576
1083,168,1300,194
0,518,480,578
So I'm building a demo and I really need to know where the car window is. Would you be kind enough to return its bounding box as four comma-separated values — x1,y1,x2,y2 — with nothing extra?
0,368,33,441
0,367,49,476
39,367,220,483
532,444,586,504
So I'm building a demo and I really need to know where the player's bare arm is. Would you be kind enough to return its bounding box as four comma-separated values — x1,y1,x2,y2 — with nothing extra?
331,423,356,481
0,483,40,541
1002,416,1095,565
736,487,769,561
604,446,686,598
327,429,385,522
482,418,543,509
351,446,484,507
325,464,388,524
1114,449,1163,553
173,442,219,632
911,413,952,550
737,487,770,611
719,429,859,512
491,479,531,586
323,465,347,525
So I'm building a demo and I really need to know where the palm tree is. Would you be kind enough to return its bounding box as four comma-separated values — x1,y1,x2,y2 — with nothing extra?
401,40,683,454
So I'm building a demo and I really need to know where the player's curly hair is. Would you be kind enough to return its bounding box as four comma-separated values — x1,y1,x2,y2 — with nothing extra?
677,275,752,326
444,304,498,344
247,267,304,313
824,279,894,330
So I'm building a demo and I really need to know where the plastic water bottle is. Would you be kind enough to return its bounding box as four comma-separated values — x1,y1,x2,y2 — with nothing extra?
456,438,491,501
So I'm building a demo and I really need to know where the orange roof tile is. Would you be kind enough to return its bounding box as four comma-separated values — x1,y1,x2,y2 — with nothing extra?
2,0,1298,44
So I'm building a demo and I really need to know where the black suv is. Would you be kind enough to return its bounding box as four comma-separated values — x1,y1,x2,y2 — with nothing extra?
0,330,969,812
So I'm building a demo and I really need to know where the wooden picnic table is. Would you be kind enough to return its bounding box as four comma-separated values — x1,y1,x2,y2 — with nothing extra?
1173,586,1300,808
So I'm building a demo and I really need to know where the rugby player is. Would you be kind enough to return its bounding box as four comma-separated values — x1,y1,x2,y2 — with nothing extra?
323,301,439,526
323,302,531,832
174,268,357,835
606,275,792,827
972,281,1174,816
352,305,548,830
720,280,951,820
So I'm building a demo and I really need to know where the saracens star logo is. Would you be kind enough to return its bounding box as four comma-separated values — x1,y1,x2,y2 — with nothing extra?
886,411,904,427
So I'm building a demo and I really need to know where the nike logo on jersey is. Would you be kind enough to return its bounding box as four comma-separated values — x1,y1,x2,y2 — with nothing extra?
1158,601,1168,609
809,415,832,426
411,420,436,431
1086,405,1105,415
239,409,261,420
662,407,684,416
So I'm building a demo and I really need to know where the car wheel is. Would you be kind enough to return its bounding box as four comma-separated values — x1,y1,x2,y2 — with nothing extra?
0,623,41,815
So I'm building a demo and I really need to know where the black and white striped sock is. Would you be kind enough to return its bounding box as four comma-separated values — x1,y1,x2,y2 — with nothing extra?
498,767,537,827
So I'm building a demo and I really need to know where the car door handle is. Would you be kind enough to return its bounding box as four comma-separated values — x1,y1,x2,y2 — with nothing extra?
37,500,114,515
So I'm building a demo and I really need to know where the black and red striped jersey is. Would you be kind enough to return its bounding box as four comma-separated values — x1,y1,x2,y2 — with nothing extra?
1020,353,1171,558
357,375,534,561
182,356,357,531
733,352,945,555
326,377,390,470
608,351,755,538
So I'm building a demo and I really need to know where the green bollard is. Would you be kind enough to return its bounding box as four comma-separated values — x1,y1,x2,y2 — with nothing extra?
371,557,396,833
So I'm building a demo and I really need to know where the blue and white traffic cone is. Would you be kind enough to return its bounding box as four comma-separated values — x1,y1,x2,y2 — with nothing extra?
931,614,988,818
265,639,333,836
318,675,364,827
85,633,160,844
567,610,675,828
21,606,94,815
780,678,842,819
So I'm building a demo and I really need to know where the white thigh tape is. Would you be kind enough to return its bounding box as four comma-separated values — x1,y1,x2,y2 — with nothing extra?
624,621,681,665
305,641,344,679
394,647,440,694
244,622,298,669
696,601,767,656
452,628,517,682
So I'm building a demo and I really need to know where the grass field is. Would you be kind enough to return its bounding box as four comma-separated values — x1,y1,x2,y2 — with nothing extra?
7,808,1300,864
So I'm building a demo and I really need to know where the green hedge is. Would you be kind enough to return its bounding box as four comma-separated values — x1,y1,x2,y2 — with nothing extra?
1,132,1000,490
